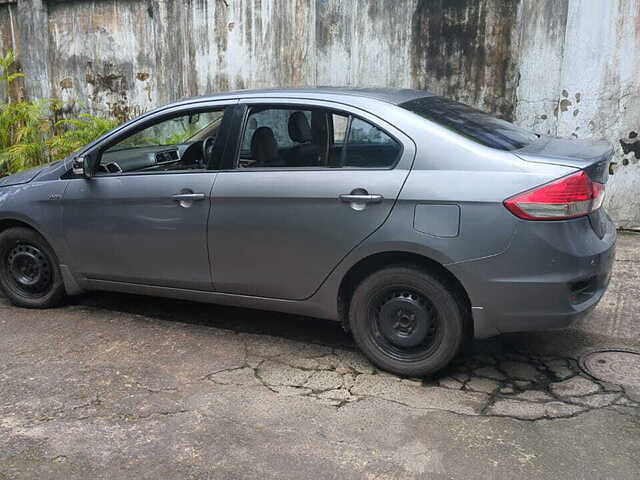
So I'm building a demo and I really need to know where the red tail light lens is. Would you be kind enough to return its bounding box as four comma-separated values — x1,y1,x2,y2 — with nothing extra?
504,171,605,220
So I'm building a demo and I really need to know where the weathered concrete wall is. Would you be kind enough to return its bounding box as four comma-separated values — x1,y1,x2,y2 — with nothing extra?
516,0,640,229
3,0,640,227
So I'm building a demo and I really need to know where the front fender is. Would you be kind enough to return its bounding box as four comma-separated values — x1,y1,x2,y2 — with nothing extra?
0,180,70,265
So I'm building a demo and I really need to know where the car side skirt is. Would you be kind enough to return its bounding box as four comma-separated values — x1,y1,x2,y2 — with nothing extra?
82,278,339,321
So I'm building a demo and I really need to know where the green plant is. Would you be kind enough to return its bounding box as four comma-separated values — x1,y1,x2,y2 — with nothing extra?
48,114,118,161
0,49,121,175
0,50,24,104
0,98,51,174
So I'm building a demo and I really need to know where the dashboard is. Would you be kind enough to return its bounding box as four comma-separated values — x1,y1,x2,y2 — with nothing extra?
97,140,207,175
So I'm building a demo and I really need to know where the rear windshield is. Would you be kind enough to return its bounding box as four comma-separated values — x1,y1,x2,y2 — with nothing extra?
400,96,538,150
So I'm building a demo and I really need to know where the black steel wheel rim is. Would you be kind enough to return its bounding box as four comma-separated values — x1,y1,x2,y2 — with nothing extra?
5,243,52,297
368,288,442,362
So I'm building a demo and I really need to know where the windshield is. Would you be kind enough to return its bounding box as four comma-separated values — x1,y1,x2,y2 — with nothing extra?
400,96,538,150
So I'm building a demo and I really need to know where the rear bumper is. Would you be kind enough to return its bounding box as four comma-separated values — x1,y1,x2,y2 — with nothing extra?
448,212,617,338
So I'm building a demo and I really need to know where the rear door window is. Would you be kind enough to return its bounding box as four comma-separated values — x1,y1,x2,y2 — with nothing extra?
236,105,401,169
241,109,311,153
238,107,320,168
400,96,538,150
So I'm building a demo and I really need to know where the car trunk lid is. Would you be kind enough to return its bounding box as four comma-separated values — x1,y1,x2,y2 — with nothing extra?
514,136,613,183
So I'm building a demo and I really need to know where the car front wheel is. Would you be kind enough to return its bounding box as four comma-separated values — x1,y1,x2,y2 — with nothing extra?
0,227,66,308
349,265,466,377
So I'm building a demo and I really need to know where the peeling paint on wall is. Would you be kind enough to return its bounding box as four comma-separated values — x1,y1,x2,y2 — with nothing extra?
515,0,640,229
2,0,640,228
621,131,639,159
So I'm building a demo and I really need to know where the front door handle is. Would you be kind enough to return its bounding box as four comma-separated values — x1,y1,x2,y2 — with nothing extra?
172,192,206,208
339,194,383,204
172,193,206,201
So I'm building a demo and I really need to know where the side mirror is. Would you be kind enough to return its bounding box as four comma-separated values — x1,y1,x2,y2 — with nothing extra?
72,152,98,178
72,155,87,176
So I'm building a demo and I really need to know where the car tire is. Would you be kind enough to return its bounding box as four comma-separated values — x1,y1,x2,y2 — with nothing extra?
0,227,66,308
349,265,466,377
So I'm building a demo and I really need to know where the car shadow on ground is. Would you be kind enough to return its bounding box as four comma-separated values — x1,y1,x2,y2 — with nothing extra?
70,290,626,366
66,290,640,421
69,290,616,356
72,291,356,348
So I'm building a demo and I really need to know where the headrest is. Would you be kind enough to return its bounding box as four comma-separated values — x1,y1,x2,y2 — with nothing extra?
250,127,279,163
288,111,312,143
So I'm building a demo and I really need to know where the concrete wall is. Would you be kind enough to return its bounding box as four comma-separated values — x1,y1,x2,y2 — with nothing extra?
3,0,640,227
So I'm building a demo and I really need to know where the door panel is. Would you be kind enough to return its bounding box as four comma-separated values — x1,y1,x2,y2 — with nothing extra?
63,173,217,290
208,169,409,299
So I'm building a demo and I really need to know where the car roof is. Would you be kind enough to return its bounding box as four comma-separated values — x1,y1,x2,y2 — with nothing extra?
77,88,436,157
177,87,434,106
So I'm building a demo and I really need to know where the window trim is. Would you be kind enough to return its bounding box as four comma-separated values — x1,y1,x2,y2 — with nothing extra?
337,114,353,168
230,102,405,172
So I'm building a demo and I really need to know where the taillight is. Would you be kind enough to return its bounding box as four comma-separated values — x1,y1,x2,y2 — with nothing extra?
504,171,605,220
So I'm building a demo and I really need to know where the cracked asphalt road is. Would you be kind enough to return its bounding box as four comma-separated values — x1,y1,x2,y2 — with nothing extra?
1,234,640,479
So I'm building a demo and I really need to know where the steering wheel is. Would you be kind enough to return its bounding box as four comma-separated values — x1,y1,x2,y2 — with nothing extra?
201,136,216,168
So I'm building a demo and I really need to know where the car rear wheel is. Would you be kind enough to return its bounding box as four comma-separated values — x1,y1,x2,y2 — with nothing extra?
0,227,66,308
349,266,465,377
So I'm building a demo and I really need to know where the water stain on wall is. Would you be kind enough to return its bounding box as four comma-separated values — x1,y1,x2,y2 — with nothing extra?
410,0,519,120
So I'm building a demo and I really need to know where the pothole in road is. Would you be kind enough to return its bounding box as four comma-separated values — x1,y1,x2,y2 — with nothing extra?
580,349,640,387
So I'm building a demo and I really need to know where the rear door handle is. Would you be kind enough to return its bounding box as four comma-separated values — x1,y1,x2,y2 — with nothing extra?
172,193,206,201
339,194,383,204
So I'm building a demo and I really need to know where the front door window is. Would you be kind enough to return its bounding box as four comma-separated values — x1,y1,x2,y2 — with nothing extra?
97,109,226,175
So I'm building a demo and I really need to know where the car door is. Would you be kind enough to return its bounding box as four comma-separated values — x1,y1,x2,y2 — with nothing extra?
62,102,236,290
208,99,415,300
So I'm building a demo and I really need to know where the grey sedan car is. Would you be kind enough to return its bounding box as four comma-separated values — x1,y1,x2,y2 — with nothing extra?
0,88,615,376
